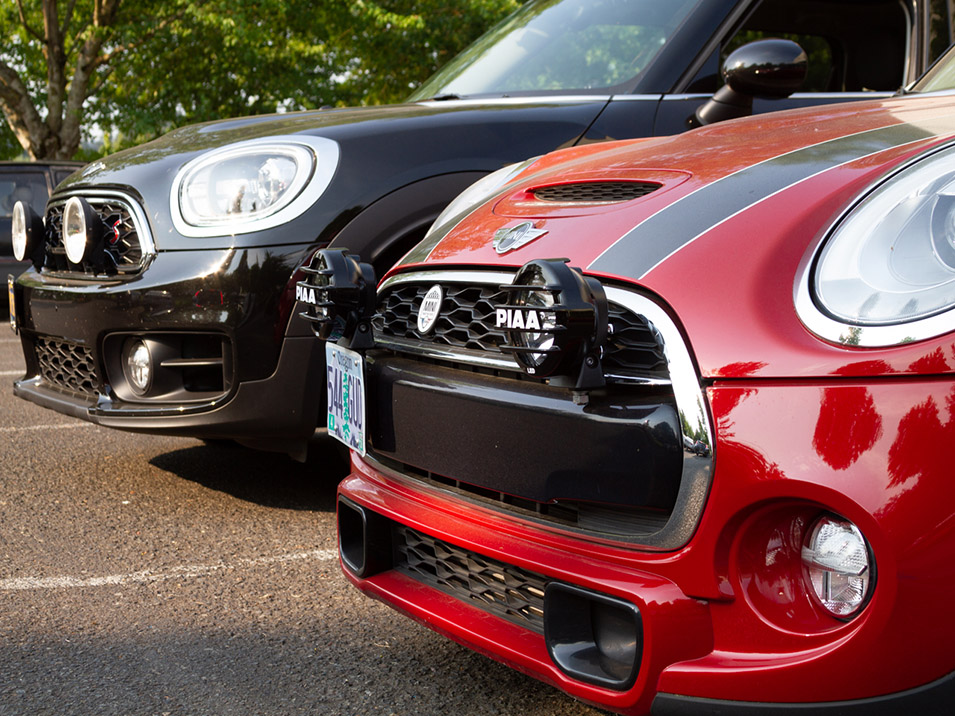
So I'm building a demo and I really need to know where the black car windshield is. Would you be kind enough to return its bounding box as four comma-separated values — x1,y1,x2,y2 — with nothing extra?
912,45,955,93
408,0,702,99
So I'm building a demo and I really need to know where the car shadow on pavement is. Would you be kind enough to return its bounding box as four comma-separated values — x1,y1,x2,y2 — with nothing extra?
148,437,348,512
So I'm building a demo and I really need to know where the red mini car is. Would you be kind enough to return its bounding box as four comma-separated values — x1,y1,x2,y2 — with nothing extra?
302,44,955,715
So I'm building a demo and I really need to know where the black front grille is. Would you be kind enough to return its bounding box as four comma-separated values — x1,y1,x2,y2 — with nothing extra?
374,283,668,380
395,525,547,633
43,198,146,275
36,336,98,397
532,181,659,204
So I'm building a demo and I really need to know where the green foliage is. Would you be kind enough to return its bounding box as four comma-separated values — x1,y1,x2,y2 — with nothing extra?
0,0,524,159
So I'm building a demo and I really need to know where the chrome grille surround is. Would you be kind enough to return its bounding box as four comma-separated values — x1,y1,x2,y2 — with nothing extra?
370,270,715,550
532,181,660,204
43,191,155,277
35,336,98,397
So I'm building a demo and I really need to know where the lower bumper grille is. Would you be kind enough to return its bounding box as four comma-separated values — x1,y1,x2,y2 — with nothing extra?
36,336,98,397
395,525,547,634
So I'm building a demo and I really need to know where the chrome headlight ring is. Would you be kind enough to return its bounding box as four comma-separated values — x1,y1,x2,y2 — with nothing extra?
796,142,955,346
170,135,340,238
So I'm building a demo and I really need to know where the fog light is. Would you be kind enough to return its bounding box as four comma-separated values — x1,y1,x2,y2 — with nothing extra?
544,583,642,690
124,339,153,395
801,514,873,619
12,201,45,266
62,196,105,266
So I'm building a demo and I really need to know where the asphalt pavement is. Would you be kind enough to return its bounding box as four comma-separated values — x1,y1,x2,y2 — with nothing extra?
0,334,606,716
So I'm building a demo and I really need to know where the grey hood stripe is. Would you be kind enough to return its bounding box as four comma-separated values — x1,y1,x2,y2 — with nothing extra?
587,122,939,280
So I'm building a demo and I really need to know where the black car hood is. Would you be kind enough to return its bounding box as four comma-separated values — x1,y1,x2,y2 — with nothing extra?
58,98,608,251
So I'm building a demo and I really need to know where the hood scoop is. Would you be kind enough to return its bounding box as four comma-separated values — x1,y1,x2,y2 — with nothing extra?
531,181,660,205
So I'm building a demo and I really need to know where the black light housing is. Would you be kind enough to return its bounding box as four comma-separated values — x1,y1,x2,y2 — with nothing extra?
62,196,106,269
297,248,377,350
497,258,608,390
11,201,46,269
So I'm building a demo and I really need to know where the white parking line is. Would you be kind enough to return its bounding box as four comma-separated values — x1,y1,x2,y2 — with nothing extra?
0,549,338,591
1,369,24,375
0,338,20,344
0,423,94,434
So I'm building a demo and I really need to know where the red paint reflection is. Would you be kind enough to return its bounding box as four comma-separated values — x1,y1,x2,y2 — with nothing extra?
813,387,883,470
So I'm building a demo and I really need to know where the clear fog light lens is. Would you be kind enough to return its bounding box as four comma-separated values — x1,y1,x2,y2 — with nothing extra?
11,202,27,261
126,340,152,394
801,515,873,618
515,265,557,367
63,196,88,264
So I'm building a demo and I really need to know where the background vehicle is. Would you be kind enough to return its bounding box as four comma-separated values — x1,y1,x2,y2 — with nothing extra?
9,0,949,460
321,42,955,716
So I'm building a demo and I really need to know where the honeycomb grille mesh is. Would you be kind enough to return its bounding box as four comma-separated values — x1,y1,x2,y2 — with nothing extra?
374,283,668,379
532,181,659,204
395,525,547,633
44,198,145,275
36,336,98,397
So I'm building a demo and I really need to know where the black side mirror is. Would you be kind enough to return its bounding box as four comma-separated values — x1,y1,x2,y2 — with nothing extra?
690,39,808,128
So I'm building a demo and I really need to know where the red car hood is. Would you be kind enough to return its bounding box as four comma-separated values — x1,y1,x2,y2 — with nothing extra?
391,94,955,380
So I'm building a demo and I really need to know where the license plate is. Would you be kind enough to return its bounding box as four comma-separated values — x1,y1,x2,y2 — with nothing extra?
7,274,15,333
326,341,366,456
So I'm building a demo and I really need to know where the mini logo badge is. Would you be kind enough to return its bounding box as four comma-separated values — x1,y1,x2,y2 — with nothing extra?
417,284,443,334
493,221,547,254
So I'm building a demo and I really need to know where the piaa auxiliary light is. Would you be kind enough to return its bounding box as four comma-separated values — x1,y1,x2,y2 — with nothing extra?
297,248,376,350
497,258,608,391
11,201,45,269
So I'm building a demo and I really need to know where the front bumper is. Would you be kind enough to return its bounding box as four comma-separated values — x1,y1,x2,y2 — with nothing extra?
11,245,323,449
337,379,955,715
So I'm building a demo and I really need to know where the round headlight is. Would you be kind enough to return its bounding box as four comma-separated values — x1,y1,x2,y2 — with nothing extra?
803,145,955,345
63,196,90,264
801,514,873,619
124,339,153,394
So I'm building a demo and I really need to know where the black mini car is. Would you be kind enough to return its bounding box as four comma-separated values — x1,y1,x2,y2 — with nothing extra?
8,0,949,460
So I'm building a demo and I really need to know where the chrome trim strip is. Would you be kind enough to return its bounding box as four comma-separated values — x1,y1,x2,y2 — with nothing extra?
661,92,893,101
415,96,612,107
374,269,713,549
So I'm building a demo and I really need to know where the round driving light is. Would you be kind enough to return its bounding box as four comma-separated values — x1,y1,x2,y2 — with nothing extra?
497,258,608,388
63,196,90,264
11,201,46,267
11,202,27,260
124,339,153,395
801,514,873,619
512,264,557,369
296,248,377,349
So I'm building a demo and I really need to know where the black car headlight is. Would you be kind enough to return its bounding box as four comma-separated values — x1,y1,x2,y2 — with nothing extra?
170,136,340,238
297,248,377,349
497,258,608,389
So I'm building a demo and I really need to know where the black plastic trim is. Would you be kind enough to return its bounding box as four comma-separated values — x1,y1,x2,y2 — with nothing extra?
652,668,955,716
